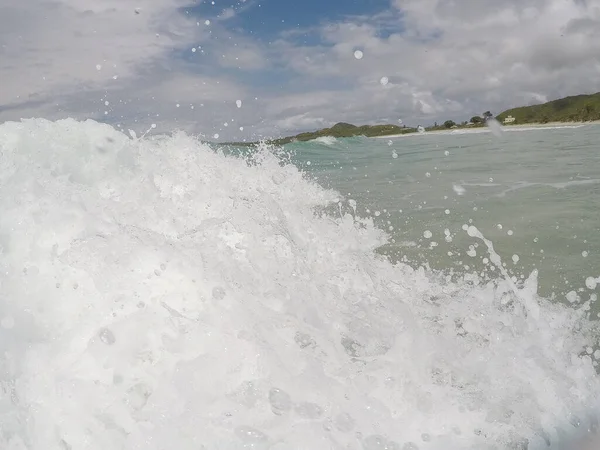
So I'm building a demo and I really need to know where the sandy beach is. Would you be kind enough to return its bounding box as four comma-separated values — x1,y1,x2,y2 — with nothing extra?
372,120,600,138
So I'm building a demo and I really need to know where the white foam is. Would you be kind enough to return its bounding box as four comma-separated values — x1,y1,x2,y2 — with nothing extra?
0,118,599,449
313,136,337,145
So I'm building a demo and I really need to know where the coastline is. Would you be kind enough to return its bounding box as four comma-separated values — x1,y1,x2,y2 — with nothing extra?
371,120,600,139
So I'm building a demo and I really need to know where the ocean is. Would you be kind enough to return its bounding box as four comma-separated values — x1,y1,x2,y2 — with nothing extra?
286,125,600,303
0,118,599,449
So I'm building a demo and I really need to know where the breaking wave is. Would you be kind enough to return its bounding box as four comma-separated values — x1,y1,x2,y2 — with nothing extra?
0,118,599,449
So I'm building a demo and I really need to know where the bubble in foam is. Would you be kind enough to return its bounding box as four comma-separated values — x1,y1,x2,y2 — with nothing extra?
294,331,316,349
334,412,355,432
423,230,432,239
269,388,292,415
212,286,226,299
354,50,364,59
512,254,520,264
295,402,323,419
586,277,598,290
362,434,400,449
235,426,269,445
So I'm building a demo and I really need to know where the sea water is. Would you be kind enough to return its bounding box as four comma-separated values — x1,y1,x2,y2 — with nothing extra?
0,118,599,449
285,125,600,302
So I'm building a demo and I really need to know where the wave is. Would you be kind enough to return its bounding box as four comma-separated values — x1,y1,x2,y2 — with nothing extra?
0,118,598,449
312,136,338,145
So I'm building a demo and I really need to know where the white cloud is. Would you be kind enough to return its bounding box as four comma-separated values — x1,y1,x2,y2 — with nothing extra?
2,0,600,139
0,0,202,106
267,0,600,127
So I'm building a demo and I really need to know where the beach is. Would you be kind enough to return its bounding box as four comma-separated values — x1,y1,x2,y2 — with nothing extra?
371,120,600,138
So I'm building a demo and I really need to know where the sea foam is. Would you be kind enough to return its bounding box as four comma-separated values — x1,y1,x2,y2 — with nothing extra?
0,118,598,449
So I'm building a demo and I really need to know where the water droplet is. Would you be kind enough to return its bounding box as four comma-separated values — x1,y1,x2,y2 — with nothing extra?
205,20,211,25
512,254,520,264
98,327,116,345
236,100,242,108
507,230,514,236
392,151,398,159
96,64,102,71
380,76,389,86
423,230,432,239
582,250,589,258
1,316,15,329
213,133,219,139
354,50,364,59
192,48,197,53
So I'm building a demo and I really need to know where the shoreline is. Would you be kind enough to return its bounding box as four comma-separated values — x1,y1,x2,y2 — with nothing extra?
371,120,600,139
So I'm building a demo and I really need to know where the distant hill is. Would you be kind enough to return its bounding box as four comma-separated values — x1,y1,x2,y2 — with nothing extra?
270,122,416,145
496,92,600,124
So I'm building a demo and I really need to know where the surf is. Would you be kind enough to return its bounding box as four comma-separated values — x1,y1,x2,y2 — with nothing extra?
0,118,598,449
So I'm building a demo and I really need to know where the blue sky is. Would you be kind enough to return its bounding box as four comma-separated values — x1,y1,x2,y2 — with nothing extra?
1,0,600,140
183,0,393,41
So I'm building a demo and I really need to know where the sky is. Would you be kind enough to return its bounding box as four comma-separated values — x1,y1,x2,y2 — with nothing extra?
1,0,600,141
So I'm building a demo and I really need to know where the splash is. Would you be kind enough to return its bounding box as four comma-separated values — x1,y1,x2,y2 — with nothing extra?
313,136,337,145
0,118,599,450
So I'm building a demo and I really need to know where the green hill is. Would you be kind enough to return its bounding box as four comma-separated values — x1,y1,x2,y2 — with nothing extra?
496,92,600,124
271,122,415,145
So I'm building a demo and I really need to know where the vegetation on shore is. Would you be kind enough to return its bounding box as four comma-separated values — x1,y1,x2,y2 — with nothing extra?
495,92,600,124
222,92,600,146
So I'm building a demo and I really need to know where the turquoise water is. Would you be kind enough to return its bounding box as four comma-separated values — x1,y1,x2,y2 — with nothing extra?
286,126,600,301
